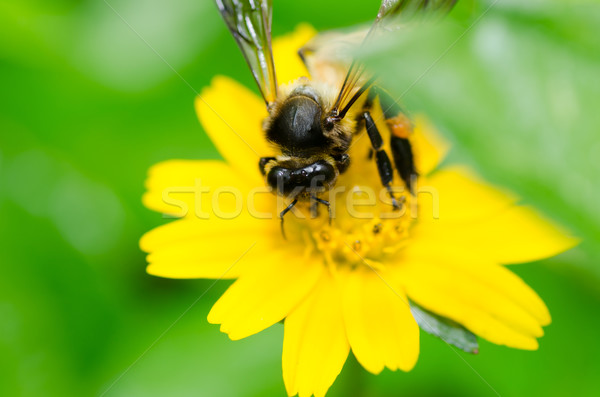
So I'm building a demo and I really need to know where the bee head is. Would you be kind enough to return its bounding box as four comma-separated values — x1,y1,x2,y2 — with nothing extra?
265,86,328,155
265,159,337,198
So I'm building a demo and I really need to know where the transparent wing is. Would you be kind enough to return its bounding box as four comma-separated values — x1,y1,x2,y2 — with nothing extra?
216,0,278,105
377,0,458,29
299,28,369,91
330,0,458,119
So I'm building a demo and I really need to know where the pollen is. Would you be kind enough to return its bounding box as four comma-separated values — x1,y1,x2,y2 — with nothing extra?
302,201,413,270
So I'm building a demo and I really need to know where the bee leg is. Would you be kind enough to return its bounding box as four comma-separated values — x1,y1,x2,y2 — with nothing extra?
280,198,298,240
367,148,374,160
333,153,351,174
310,200,319,218
259,156,276,175
363,111,402,211
370,86,418,193
390,136,417,194
311,194,332,225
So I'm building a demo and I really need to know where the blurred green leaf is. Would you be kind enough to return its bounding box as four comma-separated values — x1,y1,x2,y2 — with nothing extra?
410,301,479,354
367,0,600,275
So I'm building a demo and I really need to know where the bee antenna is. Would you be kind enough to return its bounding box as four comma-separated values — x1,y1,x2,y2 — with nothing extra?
338,75,378,120
279,198,299,240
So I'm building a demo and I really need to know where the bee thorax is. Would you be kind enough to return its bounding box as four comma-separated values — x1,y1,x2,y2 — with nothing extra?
266,95,328,154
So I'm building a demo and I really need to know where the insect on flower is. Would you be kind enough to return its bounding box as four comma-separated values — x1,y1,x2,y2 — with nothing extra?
141,2,578,397
216,0,457,235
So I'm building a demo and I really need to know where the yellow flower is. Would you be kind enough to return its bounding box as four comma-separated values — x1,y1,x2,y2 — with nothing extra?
141,25,577,397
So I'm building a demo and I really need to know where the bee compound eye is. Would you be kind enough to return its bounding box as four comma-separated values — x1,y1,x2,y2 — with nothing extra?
302,160,336,190
266,166,292,195
266,161,336,197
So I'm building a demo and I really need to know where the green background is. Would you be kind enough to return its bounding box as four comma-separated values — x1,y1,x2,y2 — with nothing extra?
1,0,599,396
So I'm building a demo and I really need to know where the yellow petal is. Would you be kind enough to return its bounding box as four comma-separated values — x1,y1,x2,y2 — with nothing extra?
207,253,322,340
478,205,578,264
393,254,550,350
143,160,255,218
412,117,450,176
141,216,277,279
283,273,349,397
342,268,419,374
195,77,272,182
273,24,316,85
411,205,578,265
404,248,552,327
416,165,517,223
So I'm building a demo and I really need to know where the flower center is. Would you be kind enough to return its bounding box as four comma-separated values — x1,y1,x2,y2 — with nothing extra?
313,217,410,269
289,191,414,270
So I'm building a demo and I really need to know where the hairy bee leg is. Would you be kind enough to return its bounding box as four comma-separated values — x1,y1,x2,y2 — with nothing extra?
311,195,332,225
280,198,298,240
259,156,276,175
369,86,418,193
363,111,402,211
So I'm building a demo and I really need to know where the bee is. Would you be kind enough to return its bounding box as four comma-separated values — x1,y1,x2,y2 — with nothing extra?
215,0,456,233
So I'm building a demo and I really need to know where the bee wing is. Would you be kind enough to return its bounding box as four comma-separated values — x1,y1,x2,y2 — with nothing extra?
377,0,458,29
330,0,458,119
300,28,369,88
216,0,278,105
